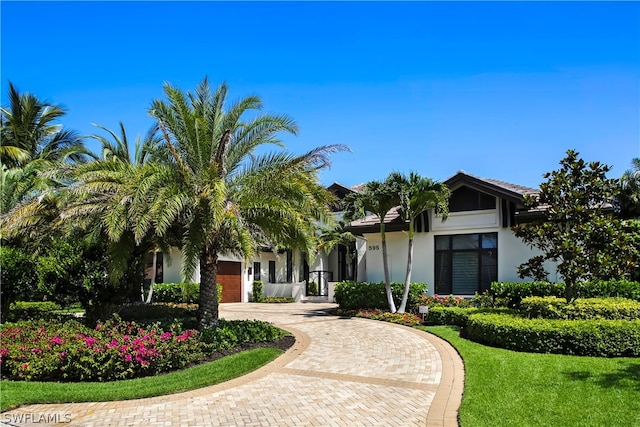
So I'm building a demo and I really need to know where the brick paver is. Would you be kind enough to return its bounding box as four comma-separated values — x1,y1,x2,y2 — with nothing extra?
1,303,463,426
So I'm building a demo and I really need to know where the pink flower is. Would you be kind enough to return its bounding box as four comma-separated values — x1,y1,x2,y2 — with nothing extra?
85,336,98,347
50,336,64,345
124,354,132,362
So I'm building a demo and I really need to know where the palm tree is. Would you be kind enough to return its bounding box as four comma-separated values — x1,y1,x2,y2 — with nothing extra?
99,77,344,327
388,172,450,312
317,220,357,281
620,158,640,218
343,179,400,312
1,82,90,168
85,122,166,302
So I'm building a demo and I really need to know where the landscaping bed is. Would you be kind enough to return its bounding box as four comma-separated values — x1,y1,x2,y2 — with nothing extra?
0,315,291,382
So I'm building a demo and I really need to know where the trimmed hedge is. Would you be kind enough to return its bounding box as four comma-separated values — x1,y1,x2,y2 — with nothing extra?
333,281,427,311
153,283,200,304
574,280,640,300
521,297,640,320
466,313,640,357
6,301,65,322
490,280,640,308
425,307,478,327
199,319,284,351
424,306,511,327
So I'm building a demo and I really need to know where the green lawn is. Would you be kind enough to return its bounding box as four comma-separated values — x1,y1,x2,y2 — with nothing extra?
421,326,640,427
0,348,281,412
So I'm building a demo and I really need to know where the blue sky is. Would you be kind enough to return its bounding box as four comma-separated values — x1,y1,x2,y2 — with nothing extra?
2,1,639,188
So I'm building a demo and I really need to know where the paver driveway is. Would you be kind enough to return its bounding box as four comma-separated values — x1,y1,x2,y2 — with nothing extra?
2,303,463,426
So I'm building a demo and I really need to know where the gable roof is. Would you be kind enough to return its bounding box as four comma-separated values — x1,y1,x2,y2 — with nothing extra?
347,171,539,233
444,170,537,208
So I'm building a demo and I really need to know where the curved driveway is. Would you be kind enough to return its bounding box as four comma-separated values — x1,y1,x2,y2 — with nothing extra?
2,303,463,426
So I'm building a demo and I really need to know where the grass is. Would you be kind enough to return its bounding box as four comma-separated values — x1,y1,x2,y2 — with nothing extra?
420,326,640,427
0,347,282,413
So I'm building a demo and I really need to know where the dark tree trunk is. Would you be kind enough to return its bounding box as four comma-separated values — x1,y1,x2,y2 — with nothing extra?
198,250,219,328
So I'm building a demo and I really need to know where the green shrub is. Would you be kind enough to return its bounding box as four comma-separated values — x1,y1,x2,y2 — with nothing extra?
199,319,283,351
574,280,640,301
334,281,427,311
490,282,565,308
252,280,263,302
6,301,61,320
470,290,509,308
307,281,319,296
424,307,478,327
466,312,640,357
153,283,200,304
491,281,640,309
1,246,41,321
521,297,640,320
424,306,511,327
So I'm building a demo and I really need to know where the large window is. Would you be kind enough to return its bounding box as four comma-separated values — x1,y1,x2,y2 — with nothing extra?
449,186,496,212
435,233,497,295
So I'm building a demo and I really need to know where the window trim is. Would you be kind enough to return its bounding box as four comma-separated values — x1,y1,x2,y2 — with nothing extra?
434,232,498,295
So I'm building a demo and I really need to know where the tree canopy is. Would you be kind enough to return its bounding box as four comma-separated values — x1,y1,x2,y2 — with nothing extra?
513,150,640,301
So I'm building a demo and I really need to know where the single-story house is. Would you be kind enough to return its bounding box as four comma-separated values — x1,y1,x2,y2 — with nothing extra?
146,171,558,301
347,171,558,296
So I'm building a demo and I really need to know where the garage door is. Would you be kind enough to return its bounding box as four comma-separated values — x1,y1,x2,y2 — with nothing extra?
217,261,242,303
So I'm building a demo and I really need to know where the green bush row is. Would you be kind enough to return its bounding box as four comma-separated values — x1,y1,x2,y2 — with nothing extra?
152,283,200,303
334,281,427,311
5,301,65,322
520,297,640,320
490,280,640,308
199,319,284,352
424,306,510,327
466,313,640,357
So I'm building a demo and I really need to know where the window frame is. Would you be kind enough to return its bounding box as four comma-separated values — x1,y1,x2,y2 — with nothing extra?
434,232,498,295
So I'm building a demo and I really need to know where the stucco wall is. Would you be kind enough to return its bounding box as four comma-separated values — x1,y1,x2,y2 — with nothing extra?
360,198,559,295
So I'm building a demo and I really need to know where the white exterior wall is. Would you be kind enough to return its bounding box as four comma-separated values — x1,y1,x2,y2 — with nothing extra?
162,247,199,284
360,197,558,295
355,236,367,282
161,247,251,302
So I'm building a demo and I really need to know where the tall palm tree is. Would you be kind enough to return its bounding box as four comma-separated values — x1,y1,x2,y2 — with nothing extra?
388,172,450,312
317,220,357,280
343,179,400,312
1,82,90,168
620,158,640,219
96,77,344,327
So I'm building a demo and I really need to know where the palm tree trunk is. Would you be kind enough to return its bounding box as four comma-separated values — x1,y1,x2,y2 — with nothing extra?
144,251,157,304
199,250,219,328
381,226,397,313
398,235,414,313
345,246,353,281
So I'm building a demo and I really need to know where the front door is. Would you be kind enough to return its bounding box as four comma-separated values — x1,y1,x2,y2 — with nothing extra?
217,261,242,303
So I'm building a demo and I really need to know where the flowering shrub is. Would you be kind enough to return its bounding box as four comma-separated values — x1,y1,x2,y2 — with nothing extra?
0,316,208,382
354,309,422,326
416,294,471,308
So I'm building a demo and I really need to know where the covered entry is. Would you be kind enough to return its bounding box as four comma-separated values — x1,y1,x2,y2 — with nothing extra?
217,261,242,303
